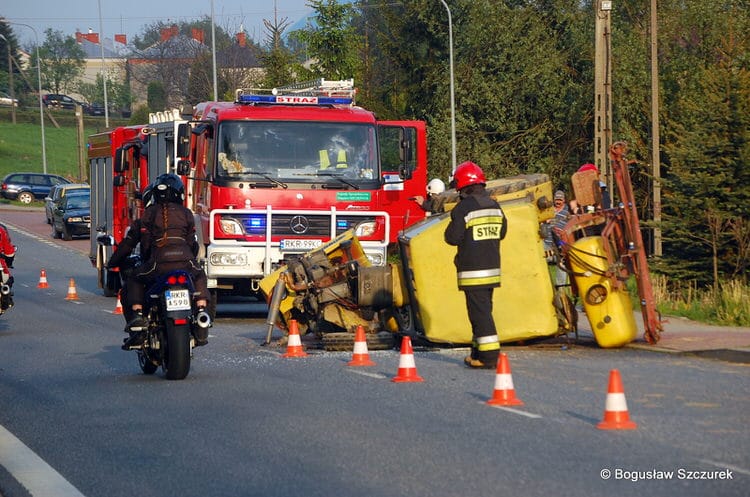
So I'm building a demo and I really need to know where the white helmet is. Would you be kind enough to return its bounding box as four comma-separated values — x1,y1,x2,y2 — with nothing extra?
427,178,445,195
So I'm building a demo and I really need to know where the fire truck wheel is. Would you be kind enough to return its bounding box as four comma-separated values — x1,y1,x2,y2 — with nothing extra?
102,270,119,298
207,290,217,320
322,331,396,351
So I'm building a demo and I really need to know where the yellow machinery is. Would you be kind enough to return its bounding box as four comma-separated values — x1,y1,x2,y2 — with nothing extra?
261,154,661,350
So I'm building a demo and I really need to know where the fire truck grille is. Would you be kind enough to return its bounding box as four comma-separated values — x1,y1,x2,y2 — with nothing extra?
228,213,377,237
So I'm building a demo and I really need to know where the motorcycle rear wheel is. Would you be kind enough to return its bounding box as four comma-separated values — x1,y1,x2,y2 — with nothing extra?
137,350,158,375
164,321,191,380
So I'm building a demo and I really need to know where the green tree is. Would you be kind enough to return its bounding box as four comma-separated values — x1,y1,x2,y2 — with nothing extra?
291,0,363,81
259,15,295,88
36,29,85,95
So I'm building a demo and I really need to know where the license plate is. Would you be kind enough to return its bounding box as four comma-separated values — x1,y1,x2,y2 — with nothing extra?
165,289,191,311
280,239,323,251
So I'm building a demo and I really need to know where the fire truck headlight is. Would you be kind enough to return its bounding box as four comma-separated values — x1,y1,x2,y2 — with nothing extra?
219,218,245,235
210,253,248,266
354,221,377,238
366,253,384,266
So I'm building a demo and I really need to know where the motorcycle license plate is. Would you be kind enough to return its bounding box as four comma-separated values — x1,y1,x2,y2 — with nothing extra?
165,289,191,311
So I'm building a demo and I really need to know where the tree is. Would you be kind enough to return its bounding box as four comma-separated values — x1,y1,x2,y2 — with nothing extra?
291,0,363,81
36,29,85,95
259,14,295,88
0,21,24,97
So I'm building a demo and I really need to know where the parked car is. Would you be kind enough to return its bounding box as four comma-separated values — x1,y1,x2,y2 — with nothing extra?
1,173,71,204
87,102,105,116
42,94,81,110
0,91,18,107
52,190,90,240
44,183,89,224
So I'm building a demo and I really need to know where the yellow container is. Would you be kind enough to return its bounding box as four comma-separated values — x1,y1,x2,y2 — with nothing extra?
400,199,558,344
568,236,637,348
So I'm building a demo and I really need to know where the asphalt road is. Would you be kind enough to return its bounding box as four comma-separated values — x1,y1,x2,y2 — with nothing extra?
0,206,748,497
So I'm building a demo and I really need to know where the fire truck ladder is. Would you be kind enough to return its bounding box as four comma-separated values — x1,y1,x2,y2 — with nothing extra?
272,78,356,99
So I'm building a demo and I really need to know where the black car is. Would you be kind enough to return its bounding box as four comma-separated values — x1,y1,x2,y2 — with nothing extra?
1,173,71,204
44,183,89,224
42,94,81,110
87,103,105,116
52,190,90,240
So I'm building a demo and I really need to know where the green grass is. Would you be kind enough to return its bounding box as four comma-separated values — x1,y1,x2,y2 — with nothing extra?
0,108,129,181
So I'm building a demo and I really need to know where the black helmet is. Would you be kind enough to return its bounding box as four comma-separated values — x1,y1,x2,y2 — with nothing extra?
142,182,156,207
153,173,184,203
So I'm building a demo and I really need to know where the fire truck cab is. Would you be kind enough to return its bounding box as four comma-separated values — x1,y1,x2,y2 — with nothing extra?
175,79,429,298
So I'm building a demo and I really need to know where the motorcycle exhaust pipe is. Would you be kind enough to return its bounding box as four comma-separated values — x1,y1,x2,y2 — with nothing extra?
195,310,212,329
1,284,10,296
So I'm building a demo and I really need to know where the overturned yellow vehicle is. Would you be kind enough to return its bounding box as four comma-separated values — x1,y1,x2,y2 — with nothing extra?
261,159,658,350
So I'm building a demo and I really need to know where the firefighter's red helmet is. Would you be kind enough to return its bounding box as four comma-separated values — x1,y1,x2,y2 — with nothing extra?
452,161,486,190
578,163,598,173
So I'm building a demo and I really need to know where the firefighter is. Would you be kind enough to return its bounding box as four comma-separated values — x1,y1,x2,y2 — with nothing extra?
444,161,507,369
123,174,210,348
412,178,446,215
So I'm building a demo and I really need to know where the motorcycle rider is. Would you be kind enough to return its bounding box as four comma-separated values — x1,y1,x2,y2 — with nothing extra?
106,183,156,323
444,162,507,369
122,174,210,349
0,222,16,311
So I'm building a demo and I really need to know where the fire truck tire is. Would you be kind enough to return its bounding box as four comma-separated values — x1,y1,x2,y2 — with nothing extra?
321,331,396,351
62,223,72,241
103,270,119,298
207,290,217,320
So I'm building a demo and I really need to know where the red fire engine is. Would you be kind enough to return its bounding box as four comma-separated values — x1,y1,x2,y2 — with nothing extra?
88,110,187,296
174,79,428,302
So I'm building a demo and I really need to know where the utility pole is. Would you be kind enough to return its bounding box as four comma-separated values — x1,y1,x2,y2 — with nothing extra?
650,0,662,256
594,0,613,192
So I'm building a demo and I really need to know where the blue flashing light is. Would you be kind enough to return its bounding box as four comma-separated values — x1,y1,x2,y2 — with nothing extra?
237,93,353,106
336,219,349,230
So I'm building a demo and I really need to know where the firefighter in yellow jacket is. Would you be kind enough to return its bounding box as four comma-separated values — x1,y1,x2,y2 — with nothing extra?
444,161,507,369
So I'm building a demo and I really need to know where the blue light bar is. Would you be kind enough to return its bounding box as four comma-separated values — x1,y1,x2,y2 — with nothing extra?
237,94,353,106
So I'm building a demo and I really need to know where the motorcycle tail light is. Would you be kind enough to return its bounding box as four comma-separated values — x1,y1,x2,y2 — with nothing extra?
173,318,189,325
177,274,188,285
167,275,178,285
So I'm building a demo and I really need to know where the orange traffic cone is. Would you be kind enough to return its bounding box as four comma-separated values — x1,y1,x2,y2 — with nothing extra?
37,268,49,288
486,353,524,406
64,278,79,301
597,369,637,430
113,291,123,315
391,336,423,383
282,319,308,358
347,325,376,367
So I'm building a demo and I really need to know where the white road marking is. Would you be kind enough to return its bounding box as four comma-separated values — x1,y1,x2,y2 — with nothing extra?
483,402,543,419
0,423,87,497
346,369,388,379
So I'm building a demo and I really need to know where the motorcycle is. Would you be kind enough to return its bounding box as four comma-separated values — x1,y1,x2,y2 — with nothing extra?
127,269,211,380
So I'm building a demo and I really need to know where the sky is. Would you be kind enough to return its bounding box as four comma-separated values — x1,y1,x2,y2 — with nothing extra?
2,0,314,47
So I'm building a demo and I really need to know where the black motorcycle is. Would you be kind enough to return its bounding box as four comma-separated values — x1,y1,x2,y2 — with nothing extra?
130,269,211,380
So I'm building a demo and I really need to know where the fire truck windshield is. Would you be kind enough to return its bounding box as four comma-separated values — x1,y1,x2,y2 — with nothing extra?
215,121,378,186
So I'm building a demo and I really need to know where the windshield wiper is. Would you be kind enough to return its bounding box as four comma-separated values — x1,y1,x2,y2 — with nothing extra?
224,171,288,189
310,172,360,190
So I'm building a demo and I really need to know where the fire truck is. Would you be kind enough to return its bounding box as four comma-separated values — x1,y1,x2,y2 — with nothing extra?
174,79,429,304
88,110,187,296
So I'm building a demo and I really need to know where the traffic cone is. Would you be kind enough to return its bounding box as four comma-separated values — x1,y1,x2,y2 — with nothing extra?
597,369,637,430
347,325,376,367
37,269,49,288
282,319,308,358
113,291,123,315
391,336,423,383
486,353,524,406
64,278,79,301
